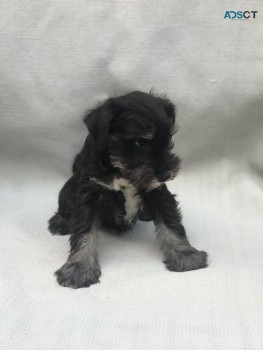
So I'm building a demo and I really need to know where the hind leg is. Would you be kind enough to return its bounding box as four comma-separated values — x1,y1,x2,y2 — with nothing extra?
48,213,70,235
48,174,79,235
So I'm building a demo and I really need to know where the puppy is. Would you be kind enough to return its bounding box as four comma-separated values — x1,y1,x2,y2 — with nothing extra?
48,91,208,288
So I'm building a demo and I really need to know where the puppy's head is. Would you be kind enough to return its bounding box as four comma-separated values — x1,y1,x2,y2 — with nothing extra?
85,91,180,190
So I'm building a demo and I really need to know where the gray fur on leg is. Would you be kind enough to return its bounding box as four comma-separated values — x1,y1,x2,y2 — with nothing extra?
55,226,101,288
156,223,208,272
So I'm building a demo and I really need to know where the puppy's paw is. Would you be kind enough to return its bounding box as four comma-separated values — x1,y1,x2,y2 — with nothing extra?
55,261,101,288
164,249,208,272
48,214,69,235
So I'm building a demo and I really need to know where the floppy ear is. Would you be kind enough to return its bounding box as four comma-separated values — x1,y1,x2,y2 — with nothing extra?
149,91,176,125
84,99,115,150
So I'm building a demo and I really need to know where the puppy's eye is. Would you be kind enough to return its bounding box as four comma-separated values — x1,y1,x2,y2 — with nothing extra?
134,138,150,147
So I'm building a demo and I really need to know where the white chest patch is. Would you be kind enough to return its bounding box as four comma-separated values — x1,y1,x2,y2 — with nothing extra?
122,185,141,223
90,177,141,223
112,178,141,223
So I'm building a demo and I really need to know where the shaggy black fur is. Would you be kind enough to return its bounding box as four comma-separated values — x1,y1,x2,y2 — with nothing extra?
48,91,208,288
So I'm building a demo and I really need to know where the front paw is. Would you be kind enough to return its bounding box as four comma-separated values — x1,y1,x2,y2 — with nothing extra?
164,249,208,272
55,261,101,288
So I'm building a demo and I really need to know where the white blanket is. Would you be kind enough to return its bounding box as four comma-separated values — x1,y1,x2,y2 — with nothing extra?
1,1,263,349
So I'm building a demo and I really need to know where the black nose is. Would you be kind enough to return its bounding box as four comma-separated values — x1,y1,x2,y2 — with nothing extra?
157,171,170,182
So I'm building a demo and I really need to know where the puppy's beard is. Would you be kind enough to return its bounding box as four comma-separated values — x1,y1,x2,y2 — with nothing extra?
147,180,162,191
147,171,177,191
110,157,179,190
111,158,158,190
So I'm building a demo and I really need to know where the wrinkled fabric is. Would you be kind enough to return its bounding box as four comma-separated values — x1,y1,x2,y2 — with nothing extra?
0,1,263,349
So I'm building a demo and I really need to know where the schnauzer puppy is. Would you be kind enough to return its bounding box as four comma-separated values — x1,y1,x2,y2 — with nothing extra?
48,91,208,288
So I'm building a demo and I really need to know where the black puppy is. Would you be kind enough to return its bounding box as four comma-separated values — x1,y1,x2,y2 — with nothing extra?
48,91,208,288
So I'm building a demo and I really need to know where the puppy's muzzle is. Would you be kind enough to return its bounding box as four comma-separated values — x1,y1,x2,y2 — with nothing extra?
157,171,170,182
156,154,179,182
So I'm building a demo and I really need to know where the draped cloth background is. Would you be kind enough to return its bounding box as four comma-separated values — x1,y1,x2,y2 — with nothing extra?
0,1,262,349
